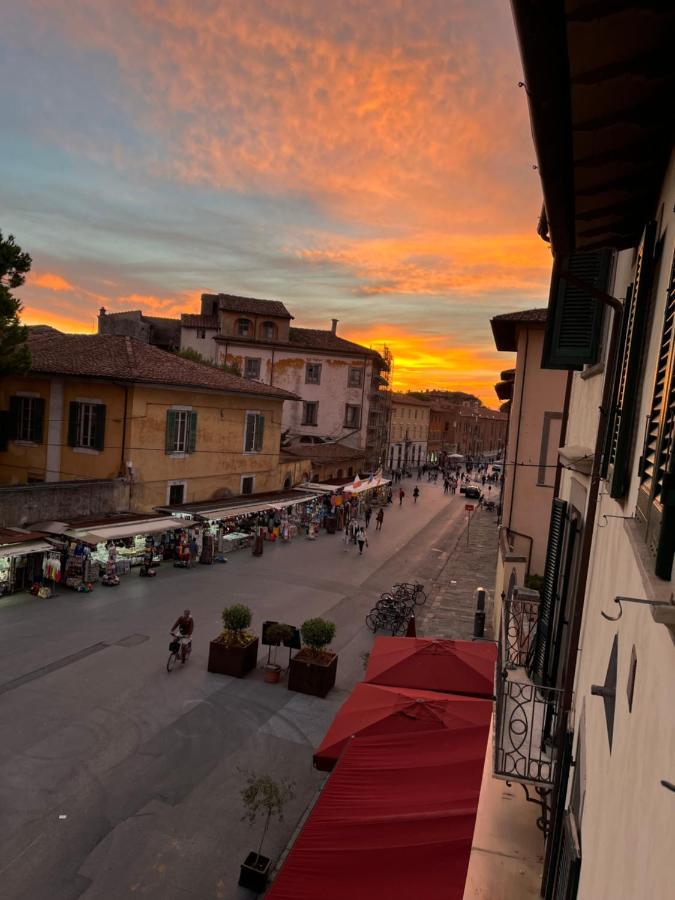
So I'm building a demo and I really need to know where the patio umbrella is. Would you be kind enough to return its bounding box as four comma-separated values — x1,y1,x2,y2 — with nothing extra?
363,637,496,699
313,682,492,771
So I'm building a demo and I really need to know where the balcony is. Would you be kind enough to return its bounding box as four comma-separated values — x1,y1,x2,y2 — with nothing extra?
493,590,564,790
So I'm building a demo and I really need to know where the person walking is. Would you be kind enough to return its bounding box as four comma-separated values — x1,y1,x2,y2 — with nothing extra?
364,504,372,528
376,508,384,531
399,487,405,506
413,486,420,504
356,525,368,555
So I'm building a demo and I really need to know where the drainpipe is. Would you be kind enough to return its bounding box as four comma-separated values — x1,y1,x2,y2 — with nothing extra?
507,329,528,530
553,370,573,497
119,384,129,478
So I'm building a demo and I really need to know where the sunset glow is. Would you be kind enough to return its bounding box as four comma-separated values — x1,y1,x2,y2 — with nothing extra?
1,1,547,405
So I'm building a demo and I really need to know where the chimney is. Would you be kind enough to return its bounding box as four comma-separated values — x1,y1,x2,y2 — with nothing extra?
99,306,107,316
331,318,338,335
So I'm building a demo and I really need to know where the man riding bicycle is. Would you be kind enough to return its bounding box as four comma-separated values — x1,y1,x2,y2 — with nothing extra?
171,609,194,663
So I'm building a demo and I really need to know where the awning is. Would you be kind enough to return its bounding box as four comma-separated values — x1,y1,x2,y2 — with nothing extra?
364,637,496,699
297,482,342,493
67,516,182,543
171,493,322,522
313,682,492,772
0,540,54,559
343,475,390,494
268,728,490,900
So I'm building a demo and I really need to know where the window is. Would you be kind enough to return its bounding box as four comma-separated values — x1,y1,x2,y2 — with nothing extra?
302,401,319,426
244,357,262,380
198,328,206,339
67,402,106,450
261,321,277,340
244,412,265,452
165,410,198,454
345,404,361,428
348,367,363,387
8,396,45,444
236,318,252,337
241,475,255,495
168,482,186,505
305,363,322,385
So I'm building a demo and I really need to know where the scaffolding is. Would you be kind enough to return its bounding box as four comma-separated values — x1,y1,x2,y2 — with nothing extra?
365,344,393,471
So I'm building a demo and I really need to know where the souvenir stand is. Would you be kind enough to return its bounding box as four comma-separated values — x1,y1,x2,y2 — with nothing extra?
343,472,391,516
0,532,54,597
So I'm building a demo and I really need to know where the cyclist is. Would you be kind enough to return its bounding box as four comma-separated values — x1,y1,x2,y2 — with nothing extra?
171,608,194,663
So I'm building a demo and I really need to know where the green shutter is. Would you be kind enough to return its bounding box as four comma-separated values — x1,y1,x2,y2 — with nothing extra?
31,398,45,444
8,396,21,440
608,223,656,498
165,410,177,453
245,413,255,452
542,249,613,370
67,402,79,447
188,411,198,453
93,404,106,451
601,283,632,479
528,498,567,684
256,414,265,451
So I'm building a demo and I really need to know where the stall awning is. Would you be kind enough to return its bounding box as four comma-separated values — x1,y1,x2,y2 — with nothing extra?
0,540,54,559
268,728,490,900
364,637,496,699
343,475,390,494
166,493,322,522
67,516,182,543
313,682,492,771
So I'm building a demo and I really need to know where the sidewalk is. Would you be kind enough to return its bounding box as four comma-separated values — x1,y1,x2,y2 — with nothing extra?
419,504,499,640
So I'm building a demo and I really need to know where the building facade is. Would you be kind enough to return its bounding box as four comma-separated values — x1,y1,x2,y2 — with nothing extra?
387,394,430,470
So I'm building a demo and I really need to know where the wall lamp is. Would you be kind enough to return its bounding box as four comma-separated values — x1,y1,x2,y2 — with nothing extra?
601,595,675,623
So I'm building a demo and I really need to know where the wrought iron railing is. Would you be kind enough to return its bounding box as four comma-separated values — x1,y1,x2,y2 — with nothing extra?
494,590,565,788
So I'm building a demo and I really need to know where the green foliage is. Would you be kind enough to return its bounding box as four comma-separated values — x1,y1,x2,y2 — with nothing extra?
241,772,296,859
525,573,544,593
222,603,253,634
300,618,336,652
221,360,242,376
0,231,32,375
266,623,294,645
172,348,241,377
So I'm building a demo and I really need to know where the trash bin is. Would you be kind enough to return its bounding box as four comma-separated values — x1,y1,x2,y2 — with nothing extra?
326,515,337,534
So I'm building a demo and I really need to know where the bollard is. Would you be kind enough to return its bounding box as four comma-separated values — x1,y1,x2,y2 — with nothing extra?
473,587,487,638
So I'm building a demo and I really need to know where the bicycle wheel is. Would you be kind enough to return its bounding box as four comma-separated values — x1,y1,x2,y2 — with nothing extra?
166,652,178,672
414,590,427,606
365,612,378,633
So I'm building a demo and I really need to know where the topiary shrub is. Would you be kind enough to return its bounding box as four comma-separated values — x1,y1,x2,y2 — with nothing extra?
300,618,336,658
219,603,254,646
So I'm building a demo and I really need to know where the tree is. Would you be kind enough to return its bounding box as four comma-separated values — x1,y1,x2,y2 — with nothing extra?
0,231,32,375
241,772,295,864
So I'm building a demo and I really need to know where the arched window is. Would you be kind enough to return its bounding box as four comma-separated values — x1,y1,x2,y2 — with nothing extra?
261,321,277,340
236,318,252,337
283,474,292,490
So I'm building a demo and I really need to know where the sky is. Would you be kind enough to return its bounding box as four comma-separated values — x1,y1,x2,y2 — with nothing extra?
0,0,551,407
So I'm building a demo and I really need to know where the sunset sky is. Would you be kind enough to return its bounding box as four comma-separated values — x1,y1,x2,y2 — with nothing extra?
1,0,551,407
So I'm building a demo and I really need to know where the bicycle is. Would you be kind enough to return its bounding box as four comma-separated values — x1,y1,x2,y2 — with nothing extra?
167,632,192,671
393,582,426,606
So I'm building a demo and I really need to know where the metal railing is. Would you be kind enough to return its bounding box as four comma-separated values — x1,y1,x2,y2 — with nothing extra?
494,590,565,788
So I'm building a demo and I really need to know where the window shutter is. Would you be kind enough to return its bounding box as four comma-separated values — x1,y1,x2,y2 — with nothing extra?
188,411,198,454
0,411,9,451
67,402,79,447
255,414,265,451
245,413,255,452
165,410,177,453
93,404,106,451
601,283,632,479
31,398,46,444
528,498,567,684
636,251,675,578
542,250,612,370
607,223,656,498
8,396,21,441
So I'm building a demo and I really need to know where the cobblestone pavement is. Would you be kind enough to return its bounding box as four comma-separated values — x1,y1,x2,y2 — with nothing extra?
419,503,501,641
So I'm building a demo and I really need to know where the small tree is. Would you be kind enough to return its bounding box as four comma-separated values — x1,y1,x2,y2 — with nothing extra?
300,618,336,658
220,603,253,646
241,773,295,864
0,231,32,375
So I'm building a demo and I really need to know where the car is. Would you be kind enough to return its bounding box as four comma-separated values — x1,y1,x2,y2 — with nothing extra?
459,483,467,494
464,485,482,499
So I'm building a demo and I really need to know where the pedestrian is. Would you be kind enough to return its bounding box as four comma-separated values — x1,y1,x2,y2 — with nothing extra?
376,508,384,530
413,486,420,503
365,504,372,528
399,487,405,506
356,525,368,555
443,479,449,494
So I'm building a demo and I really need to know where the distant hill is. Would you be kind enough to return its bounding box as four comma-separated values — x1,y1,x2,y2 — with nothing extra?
405,390,482,407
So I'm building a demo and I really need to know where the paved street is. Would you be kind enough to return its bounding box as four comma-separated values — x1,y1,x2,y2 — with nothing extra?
0,476,487,900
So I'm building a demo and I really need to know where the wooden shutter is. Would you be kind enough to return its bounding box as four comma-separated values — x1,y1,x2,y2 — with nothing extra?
31,398,46,444
93,404,106,451
165,410,177,453
529,498,567,684
67,402,79,447
607,223,656,498
188,411,198,454
542,250,612,370
636,251,675,578
244,412,255,452
255,414,265,451
8,396,21,440
0,411,9,451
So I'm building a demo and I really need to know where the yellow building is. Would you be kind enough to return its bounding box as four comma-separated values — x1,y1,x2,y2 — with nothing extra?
0,332,299,513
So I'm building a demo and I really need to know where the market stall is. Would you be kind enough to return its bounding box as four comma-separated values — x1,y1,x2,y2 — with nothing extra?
0,530,54,597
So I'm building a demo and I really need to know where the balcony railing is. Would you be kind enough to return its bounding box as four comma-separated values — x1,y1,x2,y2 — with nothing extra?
493,590,564,789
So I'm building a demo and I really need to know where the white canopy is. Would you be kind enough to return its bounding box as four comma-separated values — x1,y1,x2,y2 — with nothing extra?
343,476,390,495
0,539,54,559
67,516,181,544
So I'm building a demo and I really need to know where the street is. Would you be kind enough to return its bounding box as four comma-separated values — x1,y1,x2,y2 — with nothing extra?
0,477,473,900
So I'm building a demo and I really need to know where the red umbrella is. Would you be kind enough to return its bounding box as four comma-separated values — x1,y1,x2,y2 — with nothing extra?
313,681,492,771
364,636,496,698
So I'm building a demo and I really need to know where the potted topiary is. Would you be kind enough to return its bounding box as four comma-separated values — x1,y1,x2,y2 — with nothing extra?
288,618,337,697
207,603,259,677
264,623,294,683
239,772,295,893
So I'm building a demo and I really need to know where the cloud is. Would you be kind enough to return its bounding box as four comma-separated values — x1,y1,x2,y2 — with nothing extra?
30,272,76,292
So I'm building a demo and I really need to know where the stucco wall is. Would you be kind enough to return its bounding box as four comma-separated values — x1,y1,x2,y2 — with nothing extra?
0,478,130,528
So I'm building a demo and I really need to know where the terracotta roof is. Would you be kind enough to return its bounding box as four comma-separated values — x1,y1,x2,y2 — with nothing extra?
181,314,219,329
26,333,300,400
289,328,381,359
391,393,431,407
283,443,366,462
0,527,49,545
491,307,548,351
458,408,507,421
204,293,293,319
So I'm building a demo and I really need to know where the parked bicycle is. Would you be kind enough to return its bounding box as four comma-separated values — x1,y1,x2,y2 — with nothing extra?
392,582,426,606
167,632,192,671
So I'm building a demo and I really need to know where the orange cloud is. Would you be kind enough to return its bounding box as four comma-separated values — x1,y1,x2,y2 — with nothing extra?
31,272,76,292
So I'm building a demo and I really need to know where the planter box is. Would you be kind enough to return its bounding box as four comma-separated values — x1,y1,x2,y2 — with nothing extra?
238,852,271,893
207,637,259,677
288,651,338,698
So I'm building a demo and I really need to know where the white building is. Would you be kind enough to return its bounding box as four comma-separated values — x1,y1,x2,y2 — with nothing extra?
387,393,430,470
180,294,390,465
488,6,675,900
